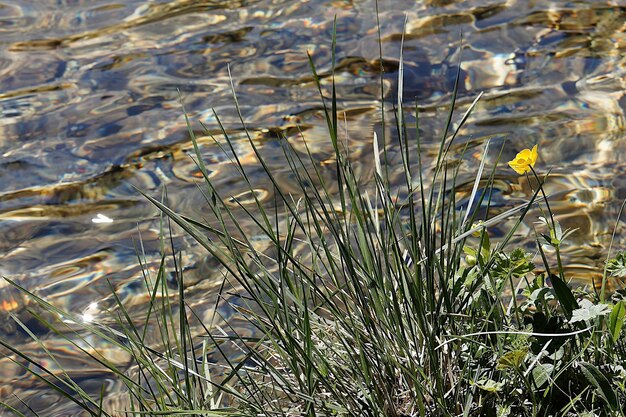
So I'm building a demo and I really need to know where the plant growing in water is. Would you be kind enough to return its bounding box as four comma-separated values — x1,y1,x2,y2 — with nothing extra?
2,31,626,417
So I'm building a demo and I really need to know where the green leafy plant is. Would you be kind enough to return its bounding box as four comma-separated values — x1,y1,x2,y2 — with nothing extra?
2,25,626,417
607,251,626,278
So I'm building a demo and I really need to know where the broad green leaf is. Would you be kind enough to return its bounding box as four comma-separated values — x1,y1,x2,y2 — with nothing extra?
569,302,610,324
497,348,528,370
579,362,619,411
549,274,578,318
609,301,626,341
528,287,554,305
607,251,626,277
531,363,554,388
473,379,504,393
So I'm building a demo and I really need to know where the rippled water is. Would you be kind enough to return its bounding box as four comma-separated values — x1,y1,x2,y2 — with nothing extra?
0,0,624,414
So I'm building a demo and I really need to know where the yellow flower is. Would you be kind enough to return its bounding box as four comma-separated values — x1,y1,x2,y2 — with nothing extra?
471,221,484,237
508,145,538,175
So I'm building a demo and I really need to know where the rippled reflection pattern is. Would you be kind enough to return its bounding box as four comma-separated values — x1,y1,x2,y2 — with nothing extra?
0,0,625,413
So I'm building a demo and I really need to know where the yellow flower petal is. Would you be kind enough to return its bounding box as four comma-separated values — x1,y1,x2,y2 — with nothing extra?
508,145,539,175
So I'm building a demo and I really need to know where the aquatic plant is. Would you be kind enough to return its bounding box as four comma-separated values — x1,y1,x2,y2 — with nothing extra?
2,28,626,417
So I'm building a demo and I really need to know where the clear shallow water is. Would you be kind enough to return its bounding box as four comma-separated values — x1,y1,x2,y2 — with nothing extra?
0,0,624,413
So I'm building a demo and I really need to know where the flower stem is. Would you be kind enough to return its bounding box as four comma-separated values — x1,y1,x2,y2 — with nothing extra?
529,167,565,282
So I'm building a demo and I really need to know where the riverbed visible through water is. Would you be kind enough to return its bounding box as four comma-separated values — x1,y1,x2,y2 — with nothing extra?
0,0,624,414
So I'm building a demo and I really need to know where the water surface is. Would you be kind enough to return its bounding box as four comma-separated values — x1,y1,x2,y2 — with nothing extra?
0,0,625,413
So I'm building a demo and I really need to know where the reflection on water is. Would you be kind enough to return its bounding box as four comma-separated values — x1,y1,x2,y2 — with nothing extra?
0,0,625,413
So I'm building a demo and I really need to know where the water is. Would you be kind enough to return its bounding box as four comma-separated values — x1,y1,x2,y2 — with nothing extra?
0,0,624,413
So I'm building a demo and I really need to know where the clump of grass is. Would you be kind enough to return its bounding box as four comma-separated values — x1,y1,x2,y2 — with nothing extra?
2,28,626,417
